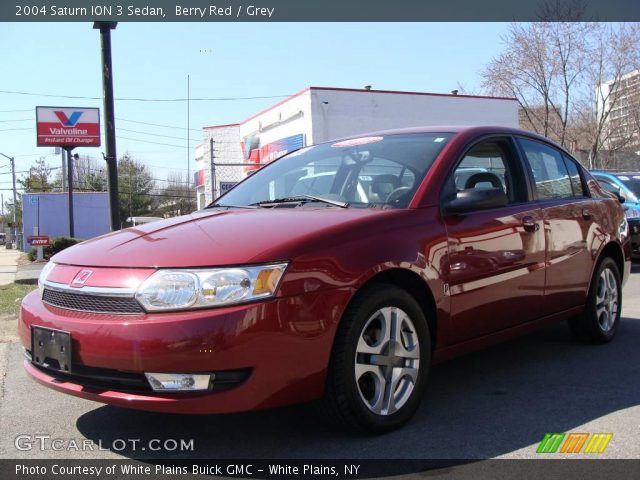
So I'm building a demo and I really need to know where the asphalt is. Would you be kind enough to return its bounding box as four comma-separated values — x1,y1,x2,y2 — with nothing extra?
0,265,639,460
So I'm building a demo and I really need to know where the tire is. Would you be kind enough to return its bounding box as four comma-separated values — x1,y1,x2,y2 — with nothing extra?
569,257,622,344
319,284,431,433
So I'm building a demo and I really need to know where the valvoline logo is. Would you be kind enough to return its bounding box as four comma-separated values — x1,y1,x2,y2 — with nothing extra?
54,111,83,127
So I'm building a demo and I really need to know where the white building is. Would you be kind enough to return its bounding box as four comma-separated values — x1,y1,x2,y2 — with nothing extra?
195,86,519,209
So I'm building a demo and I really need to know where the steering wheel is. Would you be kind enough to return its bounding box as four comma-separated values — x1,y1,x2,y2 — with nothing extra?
385,187,411,205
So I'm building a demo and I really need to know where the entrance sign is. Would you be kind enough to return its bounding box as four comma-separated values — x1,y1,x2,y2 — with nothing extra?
27,235,50,246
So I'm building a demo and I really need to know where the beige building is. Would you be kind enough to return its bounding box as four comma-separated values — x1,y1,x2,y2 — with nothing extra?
597,70,640,151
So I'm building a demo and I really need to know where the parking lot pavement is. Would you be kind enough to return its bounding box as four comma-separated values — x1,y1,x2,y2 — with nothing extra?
1,267,639,460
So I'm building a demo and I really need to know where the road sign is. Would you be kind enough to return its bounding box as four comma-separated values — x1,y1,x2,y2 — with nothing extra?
27,235,50,246
220,181,238,194
36,107,101,147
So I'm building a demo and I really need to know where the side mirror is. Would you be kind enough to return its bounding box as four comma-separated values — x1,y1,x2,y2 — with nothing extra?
615,190,626,204
443,188,509,215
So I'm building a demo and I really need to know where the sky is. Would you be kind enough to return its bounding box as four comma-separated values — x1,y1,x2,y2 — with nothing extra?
0,22,510,193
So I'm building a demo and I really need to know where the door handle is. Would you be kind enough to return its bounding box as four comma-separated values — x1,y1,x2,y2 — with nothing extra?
582,208,591,220
522,216,539,233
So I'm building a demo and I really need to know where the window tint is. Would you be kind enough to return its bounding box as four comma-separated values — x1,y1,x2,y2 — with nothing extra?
219,133,453,208
519,139,573,200
444,140,521,204
357,158,416,204
597,179,620,195
562,155,588,197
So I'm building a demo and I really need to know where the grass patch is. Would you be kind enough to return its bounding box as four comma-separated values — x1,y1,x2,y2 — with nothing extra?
0,283,37,316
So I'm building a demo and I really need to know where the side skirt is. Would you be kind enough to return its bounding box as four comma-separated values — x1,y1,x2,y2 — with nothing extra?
432,305,584,364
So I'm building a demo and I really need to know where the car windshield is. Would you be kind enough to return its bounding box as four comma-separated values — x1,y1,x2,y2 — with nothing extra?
615,175,640,200
211,133,453,209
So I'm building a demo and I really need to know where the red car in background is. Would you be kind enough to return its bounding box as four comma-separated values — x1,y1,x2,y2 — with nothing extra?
20,126,631,433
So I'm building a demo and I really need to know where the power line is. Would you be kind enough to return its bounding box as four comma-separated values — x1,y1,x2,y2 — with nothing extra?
116,135,190,149
116,117,201,132
0,127,32,132
0,109,32,113
118,127,200,142
0,118,32,123
0,89,292,102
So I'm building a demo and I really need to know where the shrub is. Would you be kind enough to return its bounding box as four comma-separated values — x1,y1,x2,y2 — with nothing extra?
45,237,79,258
29,237,79,262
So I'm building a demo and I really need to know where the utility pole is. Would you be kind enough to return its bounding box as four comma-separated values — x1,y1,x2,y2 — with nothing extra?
209,138,216,201
0,153,17,246
65,148,75,237
94,21,120,231
60,147,67,190
187,74,190,186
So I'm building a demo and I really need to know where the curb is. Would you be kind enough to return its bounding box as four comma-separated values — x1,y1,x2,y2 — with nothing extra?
14,263,45,285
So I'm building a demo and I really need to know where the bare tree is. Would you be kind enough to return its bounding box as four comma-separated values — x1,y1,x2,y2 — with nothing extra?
579,23,640,168
536,0,588,22
482,22,591,147
482,20,640,167
158,171,197,218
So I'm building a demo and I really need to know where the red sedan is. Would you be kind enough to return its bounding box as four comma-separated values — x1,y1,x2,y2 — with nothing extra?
20,126,631,432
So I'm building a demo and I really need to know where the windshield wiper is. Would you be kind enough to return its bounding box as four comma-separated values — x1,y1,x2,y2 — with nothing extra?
250,195,349,208
206,203,257,209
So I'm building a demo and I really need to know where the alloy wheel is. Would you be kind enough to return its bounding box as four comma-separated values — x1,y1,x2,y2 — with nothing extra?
595,267,618,332
354,307,420,415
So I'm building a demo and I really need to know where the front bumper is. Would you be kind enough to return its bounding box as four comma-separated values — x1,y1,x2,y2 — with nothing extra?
19,288,352,414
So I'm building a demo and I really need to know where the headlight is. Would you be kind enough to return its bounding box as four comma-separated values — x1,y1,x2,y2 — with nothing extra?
625,207,640,219
135,263,288,312
38,261,56,295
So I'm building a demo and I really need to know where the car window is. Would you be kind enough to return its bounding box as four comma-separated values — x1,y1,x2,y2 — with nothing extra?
519,138,573,200
597,178,620,195
444,139,521,204
614,174,640,200
562,155,588,197
219,133,453,209
356,159,417,204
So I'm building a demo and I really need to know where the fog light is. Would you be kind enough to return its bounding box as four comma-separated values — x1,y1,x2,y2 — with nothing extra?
144,373,213,392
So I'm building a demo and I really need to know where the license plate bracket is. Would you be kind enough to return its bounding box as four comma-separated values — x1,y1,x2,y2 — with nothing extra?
31,326,72,373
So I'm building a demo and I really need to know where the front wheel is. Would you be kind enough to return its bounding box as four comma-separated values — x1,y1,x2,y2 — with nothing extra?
319,284,431,433
569,257,622,343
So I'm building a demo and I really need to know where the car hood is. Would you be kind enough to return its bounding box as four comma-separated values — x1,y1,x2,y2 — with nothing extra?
52,207,392,268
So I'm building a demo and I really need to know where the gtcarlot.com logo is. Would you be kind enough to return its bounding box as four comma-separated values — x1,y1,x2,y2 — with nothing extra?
14,435,194,452
536,432,612,454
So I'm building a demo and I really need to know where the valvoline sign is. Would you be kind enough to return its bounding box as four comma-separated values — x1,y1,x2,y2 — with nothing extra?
36,106,100,147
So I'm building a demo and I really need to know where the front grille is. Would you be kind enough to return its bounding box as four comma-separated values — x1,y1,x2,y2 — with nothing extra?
42,288,145,314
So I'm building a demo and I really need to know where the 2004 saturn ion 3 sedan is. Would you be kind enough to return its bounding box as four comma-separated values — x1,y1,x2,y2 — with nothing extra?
20,126,631,432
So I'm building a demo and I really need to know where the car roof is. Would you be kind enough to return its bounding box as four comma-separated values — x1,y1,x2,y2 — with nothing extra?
592,171,640,177
333,125,568,153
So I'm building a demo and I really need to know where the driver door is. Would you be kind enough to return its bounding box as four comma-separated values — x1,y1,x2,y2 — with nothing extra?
442,137,546,344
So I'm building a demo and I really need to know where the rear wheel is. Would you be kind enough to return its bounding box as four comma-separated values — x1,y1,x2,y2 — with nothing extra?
320,284,430,433
569,257,621,343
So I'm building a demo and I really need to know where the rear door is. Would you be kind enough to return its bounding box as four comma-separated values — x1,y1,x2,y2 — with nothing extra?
442,136,546,343
516,138,594,315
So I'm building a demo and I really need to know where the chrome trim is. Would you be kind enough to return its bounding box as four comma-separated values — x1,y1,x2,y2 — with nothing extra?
23,348,32,361
42,280,136,298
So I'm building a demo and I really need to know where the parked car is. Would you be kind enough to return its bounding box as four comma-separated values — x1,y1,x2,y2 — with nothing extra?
591,171,640,259
20,126,631,433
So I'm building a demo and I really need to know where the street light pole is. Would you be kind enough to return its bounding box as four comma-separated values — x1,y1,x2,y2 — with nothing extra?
94,21,121,231
0,152,17,247
65,148,75,238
